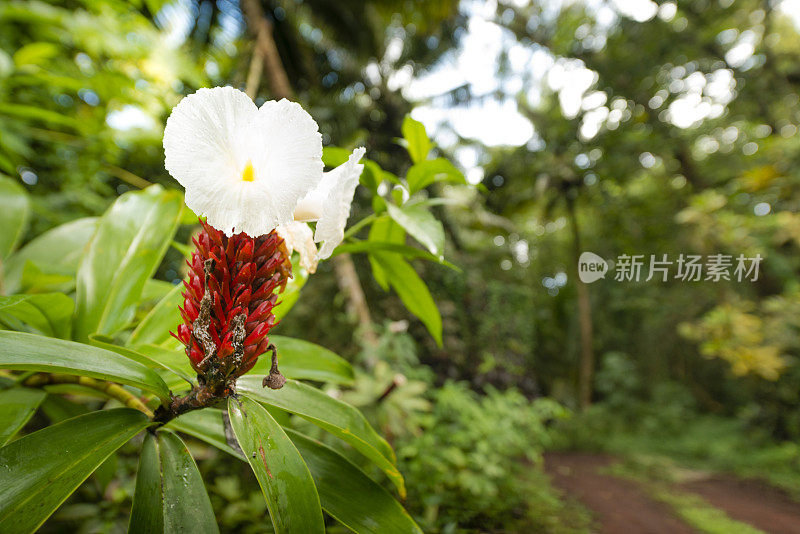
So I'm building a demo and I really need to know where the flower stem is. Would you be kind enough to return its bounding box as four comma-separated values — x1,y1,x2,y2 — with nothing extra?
342,214,377,240
22,373,154,417
152,382,230,426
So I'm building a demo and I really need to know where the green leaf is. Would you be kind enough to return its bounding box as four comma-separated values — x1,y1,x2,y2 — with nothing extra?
227,396,324,534
167,410,421,534
0,102,79,129
371,254,442,346
336,241,459,270
90,336,195,389
0,331,171,402
166,409,244,460
0,408,149,533
0,293,74,338
401,115,432,164
236,377,405,497
18,263,74,294
2,217,98,295
246,336,354,385
129,431,219,533
0,176,30,260
367,217,406,290
406,158,466,193
287,429,423,534
127,282,184,348
141,279,177,302
386,203,445,257
0,387,46,445
39,395,89,424
13,42,59,66
73,185,184,342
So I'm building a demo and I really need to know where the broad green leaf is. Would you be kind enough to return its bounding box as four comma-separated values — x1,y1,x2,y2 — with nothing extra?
401,115,432,164
141,279,177,302
128,282,184,348
288,429,423,534
0,330,170,402
90,336,195,389
0,176,30,259
0,408,149,533
386,203,445,257
0,387,46,445
0,102,79,129
406,158,466,193
368,217,405,290
2,217,98,294
334,241,459,270
13,42,59,66
39,395,89,424
0,293,74,338
371,254,442,346
247,336,354,385
73,185,183,342
129,431,219,533
167,409,244,460
228,396,324,534
168,410,420,534
18,263,74,294
236,377,405,497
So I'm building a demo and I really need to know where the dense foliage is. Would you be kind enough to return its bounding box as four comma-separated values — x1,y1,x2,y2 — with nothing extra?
3,0,800,532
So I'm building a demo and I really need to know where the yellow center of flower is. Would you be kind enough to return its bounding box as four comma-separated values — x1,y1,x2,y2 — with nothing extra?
241,161,255,182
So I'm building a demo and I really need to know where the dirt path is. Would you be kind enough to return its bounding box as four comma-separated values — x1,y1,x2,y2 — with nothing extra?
681,475,800,534
546,451,800,534
545,452,695,534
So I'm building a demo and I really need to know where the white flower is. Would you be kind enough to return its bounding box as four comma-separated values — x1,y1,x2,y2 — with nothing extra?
276,221,318,273
298,147,366,259
277,148,366,272
163,86,323,237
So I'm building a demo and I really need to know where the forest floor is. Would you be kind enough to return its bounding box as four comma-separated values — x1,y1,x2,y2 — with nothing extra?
545,451,800,534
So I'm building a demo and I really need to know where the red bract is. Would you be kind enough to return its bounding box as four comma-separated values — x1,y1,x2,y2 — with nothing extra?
173,219,292,391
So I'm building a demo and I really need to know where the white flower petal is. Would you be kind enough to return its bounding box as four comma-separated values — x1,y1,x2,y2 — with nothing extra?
292,191,325,222
164,88,323,236
313,147,366,259
277,221,318,273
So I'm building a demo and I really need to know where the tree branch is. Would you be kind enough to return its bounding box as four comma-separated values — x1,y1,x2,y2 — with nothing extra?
23,373,154,417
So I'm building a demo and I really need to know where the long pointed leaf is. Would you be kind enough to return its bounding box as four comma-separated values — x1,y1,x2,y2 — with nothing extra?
127,282,184,348
287,429,423,534
0,176,30,260
236,377,404,497
0,408,149,533
166,409,244,460
371,253,442,346
0,387,46,445
168,409,421,534
2,217,98,295
386,203,445,258
0,293,74,339
73,185,183,341
228,396,324,534
0,330,170,401
129,431,219,533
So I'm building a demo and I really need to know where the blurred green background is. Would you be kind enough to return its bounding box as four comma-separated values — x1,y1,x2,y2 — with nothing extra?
3,0,800,532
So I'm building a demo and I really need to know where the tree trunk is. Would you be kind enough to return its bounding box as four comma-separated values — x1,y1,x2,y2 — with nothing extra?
240,0,377,345
567,198,594,409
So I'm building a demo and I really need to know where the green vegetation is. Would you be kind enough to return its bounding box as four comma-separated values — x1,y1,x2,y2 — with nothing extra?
2,0,800,531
